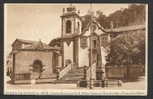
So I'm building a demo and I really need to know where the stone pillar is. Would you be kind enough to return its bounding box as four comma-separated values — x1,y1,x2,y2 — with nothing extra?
56,68,60,80
100,46,109,88
58,55,62,68
101,68,105,88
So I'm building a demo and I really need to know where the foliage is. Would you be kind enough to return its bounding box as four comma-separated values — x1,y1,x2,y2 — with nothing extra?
82,4,146,29
107,4,145,28
109,30,145,65
81,14,92,30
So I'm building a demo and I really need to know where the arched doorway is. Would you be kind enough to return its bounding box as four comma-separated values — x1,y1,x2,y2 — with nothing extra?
31,59,43,79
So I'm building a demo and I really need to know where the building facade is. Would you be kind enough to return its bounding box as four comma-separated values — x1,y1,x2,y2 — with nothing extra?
10,39,61,84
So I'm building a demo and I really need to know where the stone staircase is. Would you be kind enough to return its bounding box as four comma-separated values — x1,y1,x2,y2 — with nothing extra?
54,67,84,83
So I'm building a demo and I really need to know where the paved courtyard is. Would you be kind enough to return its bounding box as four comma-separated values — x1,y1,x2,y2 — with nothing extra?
4,76,147,95
5,76,146,90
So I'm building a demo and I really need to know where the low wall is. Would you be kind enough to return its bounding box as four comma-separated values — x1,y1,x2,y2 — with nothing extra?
106,66,126,79
106,65,145,80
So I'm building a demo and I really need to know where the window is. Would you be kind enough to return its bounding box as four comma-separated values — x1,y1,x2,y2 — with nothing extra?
77,22,80,32
90,24,97,33
66,20,71,33
80,36,88,49
93,40,97,48
100,35,108,47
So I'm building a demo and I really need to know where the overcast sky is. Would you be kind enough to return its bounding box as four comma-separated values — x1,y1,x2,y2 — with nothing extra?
5,3,130,55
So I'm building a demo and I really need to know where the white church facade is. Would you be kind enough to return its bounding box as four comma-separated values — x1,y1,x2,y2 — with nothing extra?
49,5,110,81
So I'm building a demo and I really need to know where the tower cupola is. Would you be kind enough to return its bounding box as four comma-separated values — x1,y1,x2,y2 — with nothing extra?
67,5,76,13
61,4,82,37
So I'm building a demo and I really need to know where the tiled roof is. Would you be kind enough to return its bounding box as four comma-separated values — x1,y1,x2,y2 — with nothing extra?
49,33,80,46
14,39,38,44
49,24,145,46
13,39,61,50
106,24,145,33
82,18,107,34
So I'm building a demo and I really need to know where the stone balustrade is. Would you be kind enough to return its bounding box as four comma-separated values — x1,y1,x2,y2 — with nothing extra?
58,63,72,79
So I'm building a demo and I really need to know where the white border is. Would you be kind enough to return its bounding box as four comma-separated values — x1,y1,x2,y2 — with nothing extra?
4,3,148,95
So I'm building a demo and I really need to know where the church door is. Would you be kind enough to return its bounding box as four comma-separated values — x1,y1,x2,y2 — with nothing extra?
31,60,43,79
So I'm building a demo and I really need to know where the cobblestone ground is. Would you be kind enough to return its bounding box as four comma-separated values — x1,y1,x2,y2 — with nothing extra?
5,76,146,90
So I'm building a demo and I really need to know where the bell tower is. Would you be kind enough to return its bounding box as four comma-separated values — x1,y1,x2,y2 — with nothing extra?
61,5,82,37
60,5,81,67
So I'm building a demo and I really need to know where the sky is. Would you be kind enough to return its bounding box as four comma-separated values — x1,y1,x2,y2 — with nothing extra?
4,3,130,55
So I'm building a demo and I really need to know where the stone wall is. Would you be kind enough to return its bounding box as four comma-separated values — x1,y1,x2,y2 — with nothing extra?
14,51,53,79
105,65,145,80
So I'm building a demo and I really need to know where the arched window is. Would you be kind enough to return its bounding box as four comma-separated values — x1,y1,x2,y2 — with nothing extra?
66,20,71,33
78,22,80,29
77,22,80,32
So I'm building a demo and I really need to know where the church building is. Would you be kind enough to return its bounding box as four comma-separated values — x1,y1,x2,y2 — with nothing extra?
49,5,110,81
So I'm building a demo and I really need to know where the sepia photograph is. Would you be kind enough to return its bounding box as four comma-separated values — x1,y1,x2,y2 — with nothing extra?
4,3,148,95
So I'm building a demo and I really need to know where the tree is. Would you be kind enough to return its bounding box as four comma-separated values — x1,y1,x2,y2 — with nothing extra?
81,14,92,30
110,30,145,65
96,10,110,29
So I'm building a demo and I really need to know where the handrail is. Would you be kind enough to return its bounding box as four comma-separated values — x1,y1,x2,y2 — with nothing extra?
58,63,72,79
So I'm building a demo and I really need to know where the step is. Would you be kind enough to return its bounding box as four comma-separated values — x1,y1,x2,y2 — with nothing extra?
69,71,83,73
61,77,83,80
54,80,77,83
40,74,57,79
68,72,83,74
62,73,84,77
54,79,84,83
36,78,56,84
66,73,84,76
55,67,85,83
14,78,56,84
68,70,83,72
61,75,83,78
